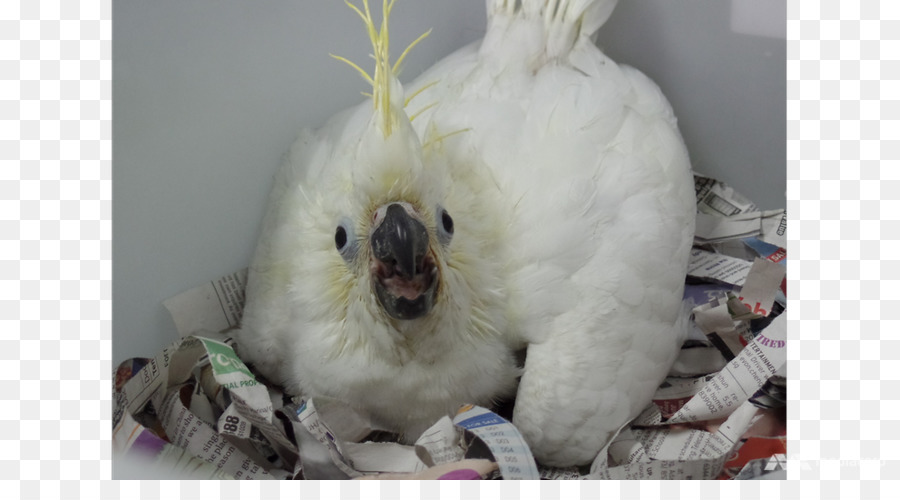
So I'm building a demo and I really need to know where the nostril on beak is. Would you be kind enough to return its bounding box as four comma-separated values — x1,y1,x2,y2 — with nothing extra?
371,203,429,279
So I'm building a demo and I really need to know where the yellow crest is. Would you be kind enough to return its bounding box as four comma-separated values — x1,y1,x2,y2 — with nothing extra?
331,0,432,138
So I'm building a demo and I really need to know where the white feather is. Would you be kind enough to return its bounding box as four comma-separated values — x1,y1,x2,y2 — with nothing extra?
410,0,695,466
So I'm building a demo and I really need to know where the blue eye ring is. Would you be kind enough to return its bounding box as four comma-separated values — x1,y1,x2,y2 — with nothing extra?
335,217,359,262
436,206,453,245
441,210,453,235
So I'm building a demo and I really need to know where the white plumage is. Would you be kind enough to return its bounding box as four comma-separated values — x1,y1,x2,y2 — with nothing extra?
235,0,695,467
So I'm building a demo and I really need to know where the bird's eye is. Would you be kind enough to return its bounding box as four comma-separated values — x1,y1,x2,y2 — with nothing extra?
437,207,453,245
441,210,453,234
335,226,347,250
335,219,358,262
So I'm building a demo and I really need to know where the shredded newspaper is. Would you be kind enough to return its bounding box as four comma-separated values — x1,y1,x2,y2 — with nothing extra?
113,173,786,480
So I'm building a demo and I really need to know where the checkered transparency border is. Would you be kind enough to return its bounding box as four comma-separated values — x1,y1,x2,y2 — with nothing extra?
0,0,894,498
788,1,900,498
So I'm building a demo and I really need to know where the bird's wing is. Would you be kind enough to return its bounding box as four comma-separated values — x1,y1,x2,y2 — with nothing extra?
506,53,696,466
409,0,696,466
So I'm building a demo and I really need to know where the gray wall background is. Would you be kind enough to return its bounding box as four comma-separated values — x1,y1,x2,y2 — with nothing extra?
113,0,786,365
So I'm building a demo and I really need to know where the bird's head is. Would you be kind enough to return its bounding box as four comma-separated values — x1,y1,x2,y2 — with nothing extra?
330,134,454,324
333,0,445,324
286,0,498,354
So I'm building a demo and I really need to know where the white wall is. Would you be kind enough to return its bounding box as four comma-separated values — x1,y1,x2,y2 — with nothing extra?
113,0,786,365
595,0,786,210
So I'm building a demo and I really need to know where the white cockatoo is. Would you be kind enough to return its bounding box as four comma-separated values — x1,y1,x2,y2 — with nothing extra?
235,0,696,467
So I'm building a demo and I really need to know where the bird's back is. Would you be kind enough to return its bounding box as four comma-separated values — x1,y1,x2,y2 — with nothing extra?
407,0,696,465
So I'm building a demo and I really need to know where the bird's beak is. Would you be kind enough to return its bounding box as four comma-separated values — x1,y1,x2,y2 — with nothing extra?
370,203,438,320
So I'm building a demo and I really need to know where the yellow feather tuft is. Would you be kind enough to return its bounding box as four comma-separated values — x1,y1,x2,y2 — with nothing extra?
408,102,437,123
422,127,471,150
332,0,431,138
404,80,438,108
329,54,374,86
393,28,432,75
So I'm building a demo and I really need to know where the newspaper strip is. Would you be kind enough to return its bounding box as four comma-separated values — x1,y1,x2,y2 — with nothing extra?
156,383,285,479
733,456,781,479
669,347,727,377
589,435,725,480
197,361,228,410
414,416,467,467
160,269,305,464
300,396,378,443
160,336,218,395
635,401,761,462
280,398,499,480
691,295,751,360
113,409,234,480
733,258,785,318
682,282,736,311
452,405,540,480
187,379,218,428
196,338,282,438
588,400,761,480
115,316,780,481
720,409,787,479
687,248,753,287
757,209,786,249
652,374,717,418
694,211,762,245
685,254,785,361
165,335,295,476
114,335,298,480
277,401,348,479
292,397,440,477
355,459,498,480
690,255,784,360
284,401,540,479
537,466,583,480
693,209,786,247
638,312,786,425
113,400,162,457
194,338,298,467
694,304,758,360
201,365,287,464
607,427,651,465
115,344,176,419
340,442,428,474
295,399,366,478
593,456,728,480
692,301,739,337
743,237,785,263
218,402,254,440
163,268,248,336
741,237,787,301
694,174,758,216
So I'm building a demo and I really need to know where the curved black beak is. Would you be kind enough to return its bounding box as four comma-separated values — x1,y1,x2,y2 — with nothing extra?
370,203,437,320
371,204,429,279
